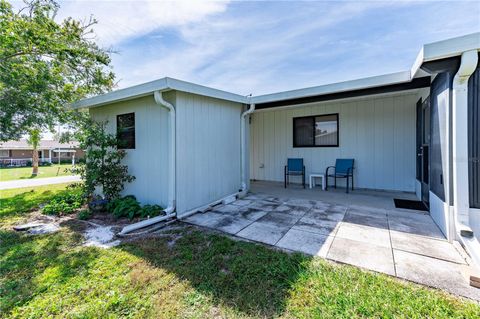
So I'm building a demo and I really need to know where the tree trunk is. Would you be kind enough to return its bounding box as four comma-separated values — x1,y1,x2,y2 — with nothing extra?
32,148,39,176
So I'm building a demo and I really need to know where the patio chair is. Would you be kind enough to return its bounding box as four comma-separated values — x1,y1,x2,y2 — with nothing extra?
284,158,305,188
325,159,354,193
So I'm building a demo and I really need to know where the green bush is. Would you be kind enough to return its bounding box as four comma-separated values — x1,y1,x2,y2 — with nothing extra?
139,204,164,218
106,195,164,220
107,195,141,219
78,209,92,220
42,190,85,216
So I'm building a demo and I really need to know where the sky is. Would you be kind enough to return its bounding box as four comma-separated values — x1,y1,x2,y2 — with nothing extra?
11,0,480,137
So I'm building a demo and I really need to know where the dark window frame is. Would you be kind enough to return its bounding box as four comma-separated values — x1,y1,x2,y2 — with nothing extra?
293,113,339,148
116,112,136,149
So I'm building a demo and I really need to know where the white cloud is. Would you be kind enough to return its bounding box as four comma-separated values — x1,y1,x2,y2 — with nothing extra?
59,0,229,47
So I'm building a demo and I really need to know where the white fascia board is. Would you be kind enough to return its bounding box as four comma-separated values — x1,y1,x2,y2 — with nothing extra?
164,78,248,104
251,71,411,104
411,32,480,78
74,77,247,109
423,32,480,62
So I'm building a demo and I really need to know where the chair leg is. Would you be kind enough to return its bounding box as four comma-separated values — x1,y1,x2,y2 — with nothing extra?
284,172,286,188
303,173,305,189
352,174,354,191
346,176,349,193
334,176,337,189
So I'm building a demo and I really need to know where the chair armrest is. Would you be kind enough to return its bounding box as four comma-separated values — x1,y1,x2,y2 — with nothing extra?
347,167,354,176
326,166,335,175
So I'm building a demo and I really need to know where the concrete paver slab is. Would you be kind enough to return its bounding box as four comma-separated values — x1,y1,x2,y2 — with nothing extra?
327,237,395,275
390,230,466,264
276,228,334,257
256,211,301,228
336,222,391,248
343,210,388,229
388,216,444,239
236,222,290,245
394,250,480,300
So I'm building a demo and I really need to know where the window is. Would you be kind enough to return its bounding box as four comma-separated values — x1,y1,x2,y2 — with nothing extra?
117,113,136,149
0,150,9,157
293,113,339,147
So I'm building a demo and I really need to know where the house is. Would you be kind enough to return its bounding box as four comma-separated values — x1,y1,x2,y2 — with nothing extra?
75,33,480,266
0,139,85,167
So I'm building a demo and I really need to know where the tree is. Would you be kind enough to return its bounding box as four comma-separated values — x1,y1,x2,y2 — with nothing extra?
0,0,115,141
27,128,41,176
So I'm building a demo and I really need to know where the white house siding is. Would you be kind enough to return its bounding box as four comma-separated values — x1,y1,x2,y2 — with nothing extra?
250,93,418,192
89,95,170,207
174,91,243,216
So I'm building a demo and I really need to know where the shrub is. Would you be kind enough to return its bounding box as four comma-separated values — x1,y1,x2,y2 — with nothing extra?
107,195,141,219
78,209,92,220
139,204,164,218
42,190,85,216
69,120,135,200
106,195,164,220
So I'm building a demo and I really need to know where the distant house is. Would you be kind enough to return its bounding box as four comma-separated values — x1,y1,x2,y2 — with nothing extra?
0,140,85,167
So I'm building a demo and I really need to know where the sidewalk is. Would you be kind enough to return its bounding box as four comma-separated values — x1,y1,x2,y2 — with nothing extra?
0,175,81,190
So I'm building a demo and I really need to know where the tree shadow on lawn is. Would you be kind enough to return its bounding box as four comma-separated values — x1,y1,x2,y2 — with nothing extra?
0,229,100,314
120,227,312,318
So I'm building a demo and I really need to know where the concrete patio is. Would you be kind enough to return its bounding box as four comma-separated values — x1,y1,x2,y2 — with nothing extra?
182,181,480,300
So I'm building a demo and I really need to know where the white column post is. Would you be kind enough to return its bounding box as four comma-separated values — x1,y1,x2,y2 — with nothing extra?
452,50,478,225
48,149,52,163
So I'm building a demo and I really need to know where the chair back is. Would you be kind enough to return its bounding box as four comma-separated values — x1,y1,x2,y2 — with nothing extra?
335,158,354,174
287,158,303,172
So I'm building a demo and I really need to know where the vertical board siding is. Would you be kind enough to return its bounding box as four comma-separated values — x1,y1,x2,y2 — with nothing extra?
469,64,480,209
250,94,417,192
89,95,170,206
175,92,242,216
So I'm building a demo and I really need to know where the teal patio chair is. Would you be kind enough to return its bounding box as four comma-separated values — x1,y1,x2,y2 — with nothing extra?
326,159,354,193
284,158,305,188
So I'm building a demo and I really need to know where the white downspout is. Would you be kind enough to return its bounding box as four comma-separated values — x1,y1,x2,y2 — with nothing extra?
240,102,255,195
452,50,479,265
119,90,176,235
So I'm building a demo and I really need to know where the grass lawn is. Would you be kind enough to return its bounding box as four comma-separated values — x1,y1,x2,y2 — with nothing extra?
0,164,74,182
1,185,479,318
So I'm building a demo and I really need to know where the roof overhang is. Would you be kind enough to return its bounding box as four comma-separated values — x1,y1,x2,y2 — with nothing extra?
73,77,248,109
74,33,479,110
251,71,412,105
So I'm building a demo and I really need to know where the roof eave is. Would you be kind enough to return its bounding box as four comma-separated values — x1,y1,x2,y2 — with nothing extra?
73,77,248,109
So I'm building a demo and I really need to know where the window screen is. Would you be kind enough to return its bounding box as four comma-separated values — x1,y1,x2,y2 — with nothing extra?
293,114,338,147
117,113,135,149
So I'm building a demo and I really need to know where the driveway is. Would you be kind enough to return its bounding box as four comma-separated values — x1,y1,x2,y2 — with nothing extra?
183,191,480,301
0,175,81,190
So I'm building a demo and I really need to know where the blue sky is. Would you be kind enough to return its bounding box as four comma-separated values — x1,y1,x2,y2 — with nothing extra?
14,0,480,96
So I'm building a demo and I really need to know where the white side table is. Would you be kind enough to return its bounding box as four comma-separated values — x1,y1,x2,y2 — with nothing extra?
309,173,325,190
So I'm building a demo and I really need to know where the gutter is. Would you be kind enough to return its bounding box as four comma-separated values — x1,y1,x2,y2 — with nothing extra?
119,90,176,235
451,50,479,265
240,101,255,195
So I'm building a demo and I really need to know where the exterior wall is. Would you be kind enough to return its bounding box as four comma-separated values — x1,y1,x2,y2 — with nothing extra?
249,93,418,192
1,149,84,160
10,150,32,159
175,91,243,216
89,95,170,207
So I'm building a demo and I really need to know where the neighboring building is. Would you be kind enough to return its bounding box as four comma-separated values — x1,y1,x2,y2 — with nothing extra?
74,33,480,267
0,139,85,166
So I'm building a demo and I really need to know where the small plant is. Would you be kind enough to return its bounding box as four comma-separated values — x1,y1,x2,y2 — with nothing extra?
107,195,141,219
42,190,85,216
139,204,164,218
106,195,164,220
78,209,92,220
